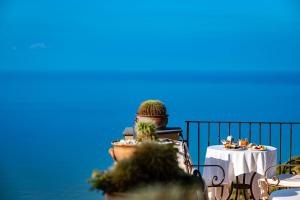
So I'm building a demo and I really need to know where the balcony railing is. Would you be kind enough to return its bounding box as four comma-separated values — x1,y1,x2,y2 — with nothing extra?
184,120,300,174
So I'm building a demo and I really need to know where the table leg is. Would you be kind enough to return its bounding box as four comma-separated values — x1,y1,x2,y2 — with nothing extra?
226,183,234,200
235,188,239,200
220,186,224,200
243,189,247,200
249,172,257,199
242,174,247,200
226,173,257,200
237,176,241,200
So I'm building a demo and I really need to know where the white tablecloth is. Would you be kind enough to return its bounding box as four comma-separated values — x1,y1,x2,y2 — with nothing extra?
203,145,277,200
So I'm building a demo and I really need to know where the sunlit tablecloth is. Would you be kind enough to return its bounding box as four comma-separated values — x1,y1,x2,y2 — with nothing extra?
203,145,277,200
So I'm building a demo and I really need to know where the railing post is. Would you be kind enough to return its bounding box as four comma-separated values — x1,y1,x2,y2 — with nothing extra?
197,123,200,170
279,123,282,174
259,122,262,144
269,123,272,146
186,121,190,148
290,124,293,174
249,122,252,142
218,122,221,145
208,122,211,146
238,122,241,139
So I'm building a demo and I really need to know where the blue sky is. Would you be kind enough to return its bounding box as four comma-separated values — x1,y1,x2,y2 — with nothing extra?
1,0,300,71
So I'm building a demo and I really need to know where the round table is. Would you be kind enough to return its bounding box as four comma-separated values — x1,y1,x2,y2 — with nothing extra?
203,145,277,200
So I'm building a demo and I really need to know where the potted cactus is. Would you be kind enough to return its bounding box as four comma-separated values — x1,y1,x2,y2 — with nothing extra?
135,100,168,129
109,120,158,161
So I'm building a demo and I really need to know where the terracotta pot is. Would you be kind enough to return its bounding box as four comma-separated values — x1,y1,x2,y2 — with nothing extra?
135,115,168,129
109,142,137,161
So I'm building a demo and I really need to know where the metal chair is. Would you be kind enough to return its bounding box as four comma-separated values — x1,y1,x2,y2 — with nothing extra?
264,159,300,190
259,159,300,199
193,165,226,200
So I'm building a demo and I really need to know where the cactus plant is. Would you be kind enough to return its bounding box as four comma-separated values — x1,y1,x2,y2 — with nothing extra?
137,100,167,116
136,100,168,129
135,119,157,142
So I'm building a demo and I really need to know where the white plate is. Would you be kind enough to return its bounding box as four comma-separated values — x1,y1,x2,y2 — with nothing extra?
250,147,267,151
224,147,246,151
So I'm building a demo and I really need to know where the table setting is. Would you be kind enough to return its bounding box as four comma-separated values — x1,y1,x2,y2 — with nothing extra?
203,136,277,200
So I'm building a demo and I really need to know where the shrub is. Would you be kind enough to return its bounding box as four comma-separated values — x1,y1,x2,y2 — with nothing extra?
89,143,205,195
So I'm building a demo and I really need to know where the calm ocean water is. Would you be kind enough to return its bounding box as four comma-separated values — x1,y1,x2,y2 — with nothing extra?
1,71,300,200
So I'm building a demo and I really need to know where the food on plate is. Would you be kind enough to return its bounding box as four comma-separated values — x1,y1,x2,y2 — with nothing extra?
251,145,267,151
247,143,256,148
224,143,230,148
222,137,245,149
224,143,239,149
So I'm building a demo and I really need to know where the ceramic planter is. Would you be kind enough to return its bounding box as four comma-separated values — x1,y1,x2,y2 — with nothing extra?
108,142,137,161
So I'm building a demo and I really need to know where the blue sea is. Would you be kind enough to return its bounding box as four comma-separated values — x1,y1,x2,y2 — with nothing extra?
1,71,300,200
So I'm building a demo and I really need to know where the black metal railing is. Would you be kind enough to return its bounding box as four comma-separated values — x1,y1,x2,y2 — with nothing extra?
185,120,300,174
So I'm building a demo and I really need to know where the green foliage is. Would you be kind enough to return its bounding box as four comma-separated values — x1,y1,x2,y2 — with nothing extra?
89,143,205,194
137,100,167,116
277,156,300,174
135,120,157,142
129,143,182,181
89,171,114,191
